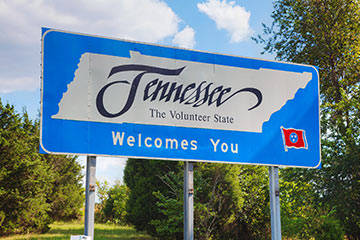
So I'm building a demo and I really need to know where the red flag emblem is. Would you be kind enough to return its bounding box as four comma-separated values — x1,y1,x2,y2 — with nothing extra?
281,127,308,151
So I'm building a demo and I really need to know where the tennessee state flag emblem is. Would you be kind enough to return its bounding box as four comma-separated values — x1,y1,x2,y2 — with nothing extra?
281,127,308,151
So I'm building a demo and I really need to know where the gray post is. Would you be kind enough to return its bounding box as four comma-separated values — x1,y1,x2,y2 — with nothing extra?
269,166,281,240
184,161,194,240
84,156,97,239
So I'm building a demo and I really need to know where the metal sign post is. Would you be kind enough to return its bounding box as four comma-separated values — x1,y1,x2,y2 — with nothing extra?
269,166,281,240
84,156,97,239
184,162,194,240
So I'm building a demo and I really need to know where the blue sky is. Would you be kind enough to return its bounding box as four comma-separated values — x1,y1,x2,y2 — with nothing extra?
0,0,275,186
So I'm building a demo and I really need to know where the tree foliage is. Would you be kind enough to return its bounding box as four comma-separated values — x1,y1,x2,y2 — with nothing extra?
95,180,110,223
101,180,129,225
280,168,345,239
236,165,269,239
124,158,180,235
96,179,129,225
255,0,360,238
0,99,83,236
45,154,84,222
0,102,52,235
125,159,270,239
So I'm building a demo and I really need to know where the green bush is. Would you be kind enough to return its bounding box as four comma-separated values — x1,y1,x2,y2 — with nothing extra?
96,180,130,225
282,208,345,240
103,181,129,225
313,213,345,240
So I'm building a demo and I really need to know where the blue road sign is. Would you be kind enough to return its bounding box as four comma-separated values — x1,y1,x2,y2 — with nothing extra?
41,28,321,168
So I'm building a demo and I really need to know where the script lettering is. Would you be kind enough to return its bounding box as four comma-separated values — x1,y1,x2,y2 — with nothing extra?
96,64,262,118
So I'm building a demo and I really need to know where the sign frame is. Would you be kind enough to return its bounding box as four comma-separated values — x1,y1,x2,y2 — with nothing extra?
40,28,321,168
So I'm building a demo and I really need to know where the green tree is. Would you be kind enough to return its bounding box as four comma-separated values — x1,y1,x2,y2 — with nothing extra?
0,102,52,235
255,0,360,238
235,165,269,240
149,169,183,240
280,168,345,239
103,180,129,225
95,180,110,223
44,154,84,221
124,158,180,235
0,99,83,235
95,180,129,225
128,160,270,239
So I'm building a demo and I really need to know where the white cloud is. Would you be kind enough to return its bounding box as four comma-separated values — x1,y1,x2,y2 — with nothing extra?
0,76,39,93
172,25,196,49
96,157,127,171
0,0,196,93
0,0,180,44
197,0,253,43
77,156,127,186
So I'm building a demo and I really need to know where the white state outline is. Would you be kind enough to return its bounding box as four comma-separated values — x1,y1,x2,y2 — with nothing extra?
40,27,322,169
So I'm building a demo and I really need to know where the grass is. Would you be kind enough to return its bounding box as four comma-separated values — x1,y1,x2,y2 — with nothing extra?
0,222,152,240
